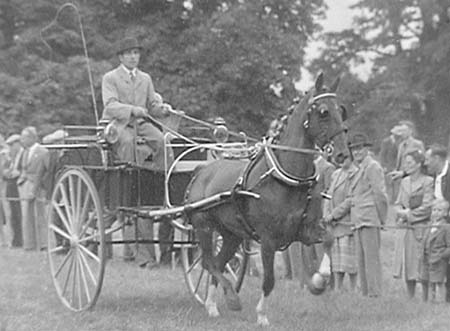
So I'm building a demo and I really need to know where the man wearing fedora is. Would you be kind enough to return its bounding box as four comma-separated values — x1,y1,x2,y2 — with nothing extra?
325,132,388,297
102,36,176,267
101,36,174,170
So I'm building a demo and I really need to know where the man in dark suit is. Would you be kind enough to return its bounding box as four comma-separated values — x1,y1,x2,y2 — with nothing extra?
3,134,23,247
425,143,450,302
379,129,400,202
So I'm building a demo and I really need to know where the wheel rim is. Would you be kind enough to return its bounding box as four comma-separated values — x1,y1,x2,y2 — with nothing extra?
181,230,248,305
47,168,105,311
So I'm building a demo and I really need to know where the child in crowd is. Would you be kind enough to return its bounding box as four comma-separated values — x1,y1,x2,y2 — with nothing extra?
420,199,450,303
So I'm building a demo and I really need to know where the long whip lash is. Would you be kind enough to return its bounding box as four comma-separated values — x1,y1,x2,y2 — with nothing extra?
40,3,99,125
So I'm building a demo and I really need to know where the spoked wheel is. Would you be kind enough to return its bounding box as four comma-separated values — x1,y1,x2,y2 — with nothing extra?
47,167,106,311
181,229,248,305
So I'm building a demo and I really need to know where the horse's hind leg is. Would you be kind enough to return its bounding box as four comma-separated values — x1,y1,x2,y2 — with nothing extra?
256,239,276,326
214,230,243,311
194,220,220,317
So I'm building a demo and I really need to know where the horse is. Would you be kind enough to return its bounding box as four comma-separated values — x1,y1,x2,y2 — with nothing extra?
184,73,350,326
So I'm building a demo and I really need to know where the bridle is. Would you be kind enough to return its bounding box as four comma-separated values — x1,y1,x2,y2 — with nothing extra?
303,92,347,156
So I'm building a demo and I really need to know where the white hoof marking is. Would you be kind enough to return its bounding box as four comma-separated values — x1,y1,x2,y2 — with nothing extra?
257,314,270,326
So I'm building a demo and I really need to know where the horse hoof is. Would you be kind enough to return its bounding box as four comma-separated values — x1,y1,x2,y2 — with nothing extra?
207,306,220,318
257,315,270,326
225,294,242,311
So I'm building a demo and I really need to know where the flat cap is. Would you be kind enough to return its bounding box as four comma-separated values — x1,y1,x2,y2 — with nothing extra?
6,134,21,145
43,129,68,144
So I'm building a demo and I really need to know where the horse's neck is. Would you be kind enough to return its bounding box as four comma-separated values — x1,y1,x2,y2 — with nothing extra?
276,119,315,178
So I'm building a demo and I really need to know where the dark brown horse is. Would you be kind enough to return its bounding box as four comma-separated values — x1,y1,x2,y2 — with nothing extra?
184,73,350,326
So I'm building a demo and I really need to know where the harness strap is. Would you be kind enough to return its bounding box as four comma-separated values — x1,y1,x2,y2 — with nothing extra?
230,156,262,242
264,145,318,186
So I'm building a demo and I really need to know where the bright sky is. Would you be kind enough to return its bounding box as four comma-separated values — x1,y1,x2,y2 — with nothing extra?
297,0,368,91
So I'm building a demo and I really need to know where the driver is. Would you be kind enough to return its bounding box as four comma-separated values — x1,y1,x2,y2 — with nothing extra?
101,36,173,170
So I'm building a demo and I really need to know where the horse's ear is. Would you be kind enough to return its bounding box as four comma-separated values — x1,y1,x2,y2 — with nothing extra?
315,72,324,92
330,76,340,93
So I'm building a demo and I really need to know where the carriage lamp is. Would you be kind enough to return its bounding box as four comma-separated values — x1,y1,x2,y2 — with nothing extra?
213,124,229,143
104,121,119,144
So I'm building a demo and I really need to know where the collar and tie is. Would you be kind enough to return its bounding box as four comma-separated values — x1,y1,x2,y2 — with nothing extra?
21,148,29,170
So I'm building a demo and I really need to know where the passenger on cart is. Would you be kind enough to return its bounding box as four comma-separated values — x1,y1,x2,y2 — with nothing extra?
101,36,175,170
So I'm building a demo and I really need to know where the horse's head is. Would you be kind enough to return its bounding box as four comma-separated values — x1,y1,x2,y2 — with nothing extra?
289,72,350,164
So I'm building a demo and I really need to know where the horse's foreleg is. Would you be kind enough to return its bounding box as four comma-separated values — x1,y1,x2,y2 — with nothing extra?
256,241,275,326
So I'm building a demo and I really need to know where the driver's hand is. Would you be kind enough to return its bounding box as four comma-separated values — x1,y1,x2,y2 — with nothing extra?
160,103,173,117
132,106,148,118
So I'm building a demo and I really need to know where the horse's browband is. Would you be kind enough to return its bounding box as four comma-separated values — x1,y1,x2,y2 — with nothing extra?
312,93,336,102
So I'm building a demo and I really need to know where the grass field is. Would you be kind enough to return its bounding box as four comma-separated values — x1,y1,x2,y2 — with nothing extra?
1,231,450,331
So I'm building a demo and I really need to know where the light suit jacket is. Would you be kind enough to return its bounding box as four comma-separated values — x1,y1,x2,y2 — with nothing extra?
331,155,388,229
18,144,49,200
324,164,358,237
101,65,165,126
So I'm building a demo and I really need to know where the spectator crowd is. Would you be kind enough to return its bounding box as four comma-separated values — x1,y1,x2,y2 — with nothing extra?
281,119,450,304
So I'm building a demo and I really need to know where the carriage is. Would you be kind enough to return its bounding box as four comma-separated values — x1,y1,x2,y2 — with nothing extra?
44,115,254,312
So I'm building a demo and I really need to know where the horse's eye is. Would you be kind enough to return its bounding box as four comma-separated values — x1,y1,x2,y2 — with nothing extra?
318,107,329,118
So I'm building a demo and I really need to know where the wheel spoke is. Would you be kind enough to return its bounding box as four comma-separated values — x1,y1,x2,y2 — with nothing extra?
75,175,83,229
75,252,83,309
49,224,72,241
59,181,74,232
204,273,211,299
79,244,100,264
54,250,73,278
186,252,202,274
61,252,75,297
71,252,78,308
49,245,66,254
77,252,92,303
78,231,100,244
78,246,98,287
194,267,205,294
68,174,77,232
225,263,238,282
52,201,73,236
78,194,92,236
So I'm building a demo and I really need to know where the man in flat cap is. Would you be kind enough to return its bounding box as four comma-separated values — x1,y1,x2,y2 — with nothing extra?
101,36,174,170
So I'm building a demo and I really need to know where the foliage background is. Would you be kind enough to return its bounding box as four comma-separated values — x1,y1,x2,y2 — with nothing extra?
0,0,325,138
1,0,450,147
